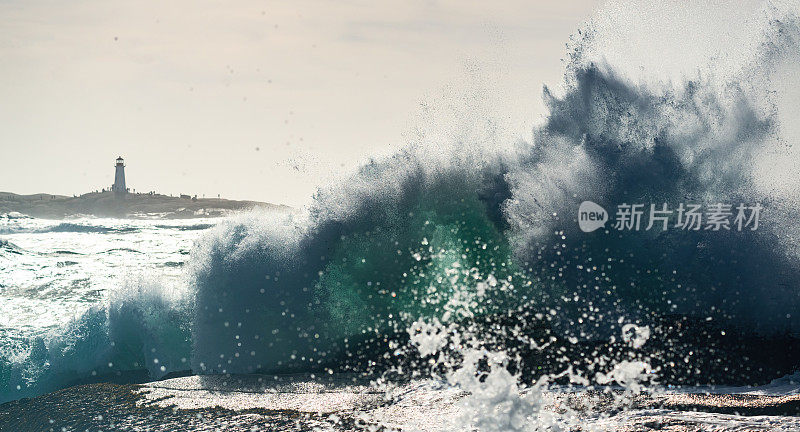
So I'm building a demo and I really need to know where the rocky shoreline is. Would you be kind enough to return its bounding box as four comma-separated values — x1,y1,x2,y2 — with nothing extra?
1,374,799,431
0,191,291,219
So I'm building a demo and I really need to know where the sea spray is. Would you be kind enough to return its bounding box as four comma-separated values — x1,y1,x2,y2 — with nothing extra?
189,177,523,375
400,277,657,431
0,275,191,402
3,0,800,406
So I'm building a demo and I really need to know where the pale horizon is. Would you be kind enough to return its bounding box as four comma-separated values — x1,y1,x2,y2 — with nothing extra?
0,0,600,206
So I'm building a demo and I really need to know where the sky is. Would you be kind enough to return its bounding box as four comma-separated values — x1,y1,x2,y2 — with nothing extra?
0,0,601,206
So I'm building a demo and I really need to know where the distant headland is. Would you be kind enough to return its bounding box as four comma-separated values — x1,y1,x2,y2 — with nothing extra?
0,191,290,219
0,156,291,219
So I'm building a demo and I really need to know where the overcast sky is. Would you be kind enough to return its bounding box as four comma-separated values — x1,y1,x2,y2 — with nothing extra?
0,0,600,206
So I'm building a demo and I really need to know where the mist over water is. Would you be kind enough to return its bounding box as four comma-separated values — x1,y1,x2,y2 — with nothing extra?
2,3,800,422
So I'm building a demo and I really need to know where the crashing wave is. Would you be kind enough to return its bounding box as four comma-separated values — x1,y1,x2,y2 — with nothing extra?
2,0,800,405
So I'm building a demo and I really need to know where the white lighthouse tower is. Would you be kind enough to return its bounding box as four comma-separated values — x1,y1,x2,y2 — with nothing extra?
112,156,127,194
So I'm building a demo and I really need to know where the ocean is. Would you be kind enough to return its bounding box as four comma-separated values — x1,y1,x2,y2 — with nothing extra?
0,216,211,397
3,1,800,430
1,212,799,429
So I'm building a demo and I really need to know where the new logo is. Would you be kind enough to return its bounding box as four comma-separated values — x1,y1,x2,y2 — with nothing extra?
578,201,608,232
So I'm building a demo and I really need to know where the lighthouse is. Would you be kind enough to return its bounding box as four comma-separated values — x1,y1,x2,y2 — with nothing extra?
112,156,127,194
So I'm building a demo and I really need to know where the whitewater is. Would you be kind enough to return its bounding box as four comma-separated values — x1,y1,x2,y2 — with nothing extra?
3,1,800,430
